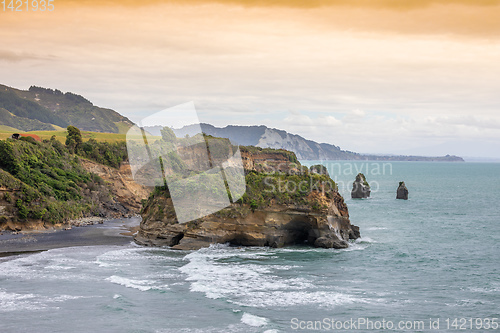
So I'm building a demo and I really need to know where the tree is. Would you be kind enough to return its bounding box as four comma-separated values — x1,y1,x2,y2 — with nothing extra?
66,126,83,153
160,126,177,143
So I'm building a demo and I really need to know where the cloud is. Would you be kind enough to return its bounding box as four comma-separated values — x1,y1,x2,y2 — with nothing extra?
1,1,499,158
66,0,500,10
0,50,52,62
278,110,500,155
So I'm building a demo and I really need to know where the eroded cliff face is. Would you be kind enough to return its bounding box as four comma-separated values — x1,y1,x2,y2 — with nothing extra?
79,159,150,214
135,147,360,250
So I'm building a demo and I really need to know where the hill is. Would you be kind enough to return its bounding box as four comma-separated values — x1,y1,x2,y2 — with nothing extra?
0,134,148,231
0,84,134,133
161,123,464,162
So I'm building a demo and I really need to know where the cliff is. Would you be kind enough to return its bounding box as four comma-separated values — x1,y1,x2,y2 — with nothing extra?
0,137,149,232
135,145,360,250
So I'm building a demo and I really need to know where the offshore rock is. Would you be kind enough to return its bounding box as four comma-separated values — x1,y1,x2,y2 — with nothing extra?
134,148,360,250
351,173,371,199
396,181,409,200
134,191,359,250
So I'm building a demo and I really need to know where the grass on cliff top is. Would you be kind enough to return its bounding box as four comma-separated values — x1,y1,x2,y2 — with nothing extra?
0,129,132,143
239,170,337,210
150,167,338,213
240,145,299,164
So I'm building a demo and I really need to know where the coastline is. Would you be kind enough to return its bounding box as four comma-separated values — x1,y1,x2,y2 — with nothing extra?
0,217,141,257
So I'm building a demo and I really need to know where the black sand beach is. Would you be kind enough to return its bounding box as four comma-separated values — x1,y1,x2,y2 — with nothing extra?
0,217,141,257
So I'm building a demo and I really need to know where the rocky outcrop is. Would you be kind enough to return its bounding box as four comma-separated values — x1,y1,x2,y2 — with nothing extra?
351,173,371,199
396,181,409,200
135,191,359,250
135,149,360,250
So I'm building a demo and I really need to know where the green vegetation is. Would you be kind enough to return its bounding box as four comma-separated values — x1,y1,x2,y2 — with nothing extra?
236,170,336,210
358,173,370,187
0,84,134,133
0,124,128,225
78,138,128,169
310,164,329,177
0,108,56,132
0,134,116,223
0,88,67,127
65,126,83,153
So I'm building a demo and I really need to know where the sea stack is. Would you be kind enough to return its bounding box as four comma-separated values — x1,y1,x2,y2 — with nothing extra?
396,181,409,200
134,144,360,250
351,173,371,199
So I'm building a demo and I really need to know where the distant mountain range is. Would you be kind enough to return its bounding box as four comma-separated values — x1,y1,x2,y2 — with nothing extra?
0,84,133,133
0,84,463,161
144,123,464,162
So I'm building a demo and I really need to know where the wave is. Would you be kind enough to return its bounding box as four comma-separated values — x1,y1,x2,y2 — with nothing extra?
241,313,269,327
179,245,365,308
0,289,93,312
106,275,168,292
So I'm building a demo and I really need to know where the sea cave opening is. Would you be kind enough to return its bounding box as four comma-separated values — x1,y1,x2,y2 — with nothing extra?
282,217,318,246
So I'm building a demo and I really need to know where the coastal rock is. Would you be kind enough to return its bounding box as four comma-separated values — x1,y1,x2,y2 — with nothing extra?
396,181,409,200
351,173,371,199
134,193,358,250
135,150,360,250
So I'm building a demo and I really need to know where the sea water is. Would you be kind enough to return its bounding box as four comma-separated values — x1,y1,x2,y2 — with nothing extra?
0,162,499,332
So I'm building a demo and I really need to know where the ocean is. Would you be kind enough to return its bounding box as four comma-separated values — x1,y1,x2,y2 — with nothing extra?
0,161,499,332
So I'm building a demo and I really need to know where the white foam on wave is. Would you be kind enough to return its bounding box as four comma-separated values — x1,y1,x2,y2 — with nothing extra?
232,290,362,308
96,247,184,268
0,289,91,312
0,248,104,282
366,227,388,231
0,289,45,312
179,245,365,308
180,247,313,300
106,275,169,292
241,312,268,327
356,237,377,243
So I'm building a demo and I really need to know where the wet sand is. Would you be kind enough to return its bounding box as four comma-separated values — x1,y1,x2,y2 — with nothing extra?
0,217,141,257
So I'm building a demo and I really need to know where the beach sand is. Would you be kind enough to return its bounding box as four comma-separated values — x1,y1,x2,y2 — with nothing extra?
0,217,141,257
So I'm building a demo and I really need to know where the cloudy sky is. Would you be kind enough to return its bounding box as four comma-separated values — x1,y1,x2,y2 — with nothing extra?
1,0,500,158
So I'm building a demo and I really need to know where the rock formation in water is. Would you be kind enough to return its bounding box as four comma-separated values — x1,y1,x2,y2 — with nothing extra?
396,181,409,200
134,141,360,250
351,173,371,199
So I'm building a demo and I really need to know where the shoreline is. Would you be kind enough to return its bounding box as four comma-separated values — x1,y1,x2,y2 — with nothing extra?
0,217,141,257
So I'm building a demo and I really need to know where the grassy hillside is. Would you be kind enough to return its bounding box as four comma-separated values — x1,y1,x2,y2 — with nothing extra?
0,126,144,227
0,84,134,134
0,107,56,132
0,129,127,143
0,138,108,224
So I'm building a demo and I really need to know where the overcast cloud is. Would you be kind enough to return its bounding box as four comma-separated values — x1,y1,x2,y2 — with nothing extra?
1,1,499,158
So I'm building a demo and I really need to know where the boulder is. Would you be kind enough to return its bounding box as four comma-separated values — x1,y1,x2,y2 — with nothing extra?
396,181,409,200
351,173,371,199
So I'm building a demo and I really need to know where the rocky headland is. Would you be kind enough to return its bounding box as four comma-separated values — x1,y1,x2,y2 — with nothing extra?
134,142,360,250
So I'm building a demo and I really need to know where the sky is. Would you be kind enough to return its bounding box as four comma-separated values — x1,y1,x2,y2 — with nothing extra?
1,0,500,158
